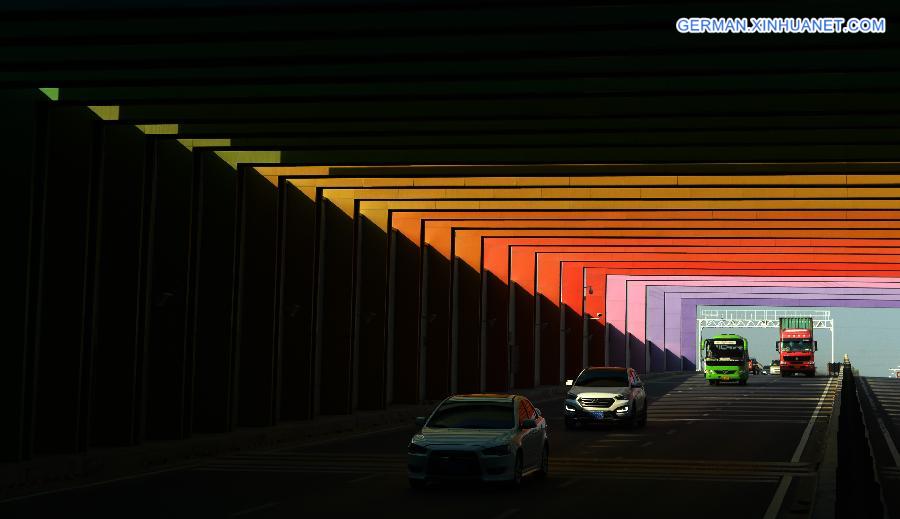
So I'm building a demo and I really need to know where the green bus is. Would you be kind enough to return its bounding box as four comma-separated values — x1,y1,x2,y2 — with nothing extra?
703,334,750,385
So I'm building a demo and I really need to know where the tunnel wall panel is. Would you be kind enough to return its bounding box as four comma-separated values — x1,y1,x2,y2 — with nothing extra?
143,138,196,440
276,183,316,420
31,105,99,455
87,123,149,448
234,169,278,427
0,90,46,461
190,154,238,433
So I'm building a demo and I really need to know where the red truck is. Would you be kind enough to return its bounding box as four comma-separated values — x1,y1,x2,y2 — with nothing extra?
777,317,817,377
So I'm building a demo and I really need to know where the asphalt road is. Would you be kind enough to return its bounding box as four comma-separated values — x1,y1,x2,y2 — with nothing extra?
858,376,900,516
1,373,839,519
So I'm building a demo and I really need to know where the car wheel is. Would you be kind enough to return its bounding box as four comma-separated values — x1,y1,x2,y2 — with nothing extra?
564,418,576,430
638,402,648,427
537,444,549,478
409,478,427,491
507,452,524,488
781,372,789,377
739,379,747,386
707,379,715,386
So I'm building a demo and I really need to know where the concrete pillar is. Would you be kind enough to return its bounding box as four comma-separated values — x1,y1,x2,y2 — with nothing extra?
353,213,388,410
315,199,354,415
387,227,422,403
483,266,510,391
190,152,239,433
31,105,99,455
422,244,451,399
454,256,482,393
0,89,47,461
142,138,195,440
234,168,278,427
276,183,316,420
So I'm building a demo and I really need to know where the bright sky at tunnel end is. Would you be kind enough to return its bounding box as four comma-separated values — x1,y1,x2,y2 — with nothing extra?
698,305,900,378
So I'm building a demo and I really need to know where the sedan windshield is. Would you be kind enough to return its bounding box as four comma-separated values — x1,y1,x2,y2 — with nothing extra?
427,401,514,429
573,371,628,387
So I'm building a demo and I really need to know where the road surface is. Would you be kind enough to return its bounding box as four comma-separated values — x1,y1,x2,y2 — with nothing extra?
1,373,839,519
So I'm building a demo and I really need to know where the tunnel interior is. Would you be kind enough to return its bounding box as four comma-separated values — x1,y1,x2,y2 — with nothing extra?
4,5,900,506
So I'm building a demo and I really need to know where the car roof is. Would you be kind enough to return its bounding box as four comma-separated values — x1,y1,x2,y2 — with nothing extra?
447,393,517,402
582,366,628,373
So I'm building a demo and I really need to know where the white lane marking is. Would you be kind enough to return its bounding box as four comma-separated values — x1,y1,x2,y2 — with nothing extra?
860,378,900,466
763,375,837,519
232,501,279,517
491,509,519,519
792,376,838,462
348,473,381,484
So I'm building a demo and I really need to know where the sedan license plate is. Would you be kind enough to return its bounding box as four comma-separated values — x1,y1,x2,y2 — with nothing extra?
722,376,730,381
591,411,605,419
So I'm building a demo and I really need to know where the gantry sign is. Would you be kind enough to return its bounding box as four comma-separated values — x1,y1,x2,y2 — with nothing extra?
697,308,835,368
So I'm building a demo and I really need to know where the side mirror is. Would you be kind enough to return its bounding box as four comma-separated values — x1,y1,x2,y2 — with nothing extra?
565,379,574,387
521,419,537,429
415,416,426,427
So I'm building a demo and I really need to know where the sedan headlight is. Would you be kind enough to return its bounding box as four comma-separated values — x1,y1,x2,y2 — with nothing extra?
408,443,428,455
482,444,511,456
614,393,629,401
566,393,578,400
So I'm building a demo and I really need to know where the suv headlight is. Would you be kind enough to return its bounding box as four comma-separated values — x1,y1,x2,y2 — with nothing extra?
614,393,629,401
566,393,578,400
408,443,428,455
482,444,511,456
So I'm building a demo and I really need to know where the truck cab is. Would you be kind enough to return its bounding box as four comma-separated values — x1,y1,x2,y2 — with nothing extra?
777,317,816,377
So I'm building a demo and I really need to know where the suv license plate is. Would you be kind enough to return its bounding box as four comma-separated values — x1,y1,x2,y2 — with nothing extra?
722,376,730,381
591,411,604,419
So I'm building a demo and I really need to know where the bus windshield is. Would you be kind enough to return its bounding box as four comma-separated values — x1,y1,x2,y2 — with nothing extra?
705,339,745,359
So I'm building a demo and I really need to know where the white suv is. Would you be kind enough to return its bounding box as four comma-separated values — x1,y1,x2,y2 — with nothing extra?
407,394,549,489
564,367,647,429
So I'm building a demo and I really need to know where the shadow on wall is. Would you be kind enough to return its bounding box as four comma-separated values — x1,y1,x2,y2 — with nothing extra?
484,269,509,392
423,242,452,400
607,325,627,368
354,214,388,411
585,314,605,369
389,229,421,405
512,280,534,389
455,256,482,394
665,344,681,372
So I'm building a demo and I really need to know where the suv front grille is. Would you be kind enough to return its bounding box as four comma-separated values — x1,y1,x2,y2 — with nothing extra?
579,397,614,408
426,451,481,477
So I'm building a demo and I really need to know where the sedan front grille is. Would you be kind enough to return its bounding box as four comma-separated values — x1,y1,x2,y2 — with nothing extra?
426,451,481,477
579,397,614,408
